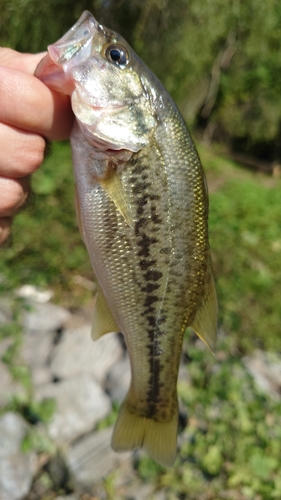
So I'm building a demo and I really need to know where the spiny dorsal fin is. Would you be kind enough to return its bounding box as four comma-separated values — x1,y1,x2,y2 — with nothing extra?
92,286,119,340
190,254,218,352
100,169,133,228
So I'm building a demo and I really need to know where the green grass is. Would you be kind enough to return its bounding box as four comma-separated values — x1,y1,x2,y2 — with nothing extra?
0,141,91,306
199,145,281,353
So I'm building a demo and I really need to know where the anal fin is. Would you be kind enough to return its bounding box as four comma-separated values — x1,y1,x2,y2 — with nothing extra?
92,286,119,340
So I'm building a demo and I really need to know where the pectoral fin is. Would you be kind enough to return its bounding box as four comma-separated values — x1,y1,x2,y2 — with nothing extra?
191,255,218,352
75,185,85,243
100,169,133,228
92,286,119,340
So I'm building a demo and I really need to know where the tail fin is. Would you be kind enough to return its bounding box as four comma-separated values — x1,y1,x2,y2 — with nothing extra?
111,393,178,467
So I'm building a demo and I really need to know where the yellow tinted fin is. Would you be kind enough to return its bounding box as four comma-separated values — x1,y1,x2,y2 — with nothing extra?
91,287,119,340
112,388,178,467
190,255,218,352
100,170,133,228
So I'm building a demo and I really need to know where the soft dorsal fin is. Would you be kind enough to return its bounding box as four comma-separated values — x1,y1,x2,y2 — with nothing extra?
91,285,119,340
190,254,218,352
100,168,133,228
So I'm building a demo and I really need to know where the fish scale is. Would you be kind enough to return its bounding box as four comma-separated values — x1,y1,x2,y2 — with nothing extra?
35,10,217,467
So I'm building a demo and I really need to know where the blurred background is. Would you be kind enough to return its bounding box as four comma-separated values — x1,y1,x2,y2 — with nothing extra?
0,1,281,499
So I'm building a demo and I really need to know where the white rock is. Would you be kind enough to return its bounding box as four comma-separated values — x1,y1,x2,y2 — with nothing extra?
0,363,24,407
55,496,78,500
0,297,12,324
0,412,36,500
23,300,71,333
16,285,54,303
21,329,55,386
0,337,13,357
243,349,281,400
66,426,132,487
50,326,123,385
35,374,111,444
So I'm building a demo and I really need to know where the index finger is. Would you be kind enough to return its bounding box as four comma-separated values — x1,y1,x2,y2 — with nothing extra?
0,48,46,74
0,65,74,140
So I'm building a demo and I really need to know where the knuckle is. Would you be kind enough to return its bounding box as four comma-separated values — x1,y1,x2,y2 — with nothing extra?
0,178,27,216
25,136,46,174
0,217,12,245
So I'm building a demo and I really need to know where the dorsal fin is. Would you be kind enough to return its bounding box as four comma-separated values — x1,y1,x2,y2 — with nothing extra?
190,254,218,352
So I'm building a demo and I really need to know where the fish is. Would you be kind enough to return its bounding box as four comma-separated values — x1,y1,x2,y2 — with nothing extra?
35,11,217,467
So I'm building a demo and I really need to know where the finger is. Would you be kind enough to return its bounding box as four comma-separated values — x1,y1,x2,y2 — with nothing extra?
0,176,30,217
0,66,74,140
0,48,46,75
0,217,12,245
0,123,46,177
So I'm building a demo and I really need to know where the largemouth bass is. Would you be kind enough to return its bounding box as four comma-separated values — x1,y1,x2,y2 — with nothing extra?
36,11,217,467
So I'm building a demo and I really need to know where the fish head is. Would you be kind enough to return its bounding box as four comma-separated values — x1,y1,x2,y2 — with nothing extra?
36,11,158,153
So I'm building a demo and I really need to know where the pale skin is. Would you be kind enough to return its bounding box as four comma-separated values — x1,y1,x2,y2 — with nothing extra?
0,48,74,244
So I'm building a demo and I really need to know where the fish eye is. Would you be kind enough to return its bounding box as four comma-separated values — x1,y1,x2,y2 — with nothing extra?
106,45,129,67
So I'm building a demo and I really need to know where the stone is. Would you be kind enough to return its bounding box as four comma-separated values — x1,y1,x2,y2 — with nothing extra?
243,349,281,400
122,482,155,500
0,297,13,324
55,497,78,500
105,353,130,404
35,374,111,444
50,326,123,385
0,339,24,406
21,329,55,385
23,300,71,333
16,284,54,303
0,362,24,407
0,337,14,357
0,412,36,500
66,426,132,488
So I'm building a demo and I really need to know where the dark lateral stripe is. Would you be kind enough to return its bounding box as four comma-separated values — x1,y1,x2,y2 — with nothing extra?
130,154,168,419
146,343,161,416
144,270,162,281
142,282,160,294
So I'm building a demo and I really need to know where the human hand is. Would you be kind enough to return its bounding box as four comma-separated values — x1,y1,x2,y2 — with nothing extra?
0,48,74,244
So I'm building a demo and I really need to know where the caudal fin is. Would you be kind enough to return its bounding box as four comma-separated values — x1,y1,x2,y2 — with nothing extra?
111,394,178,467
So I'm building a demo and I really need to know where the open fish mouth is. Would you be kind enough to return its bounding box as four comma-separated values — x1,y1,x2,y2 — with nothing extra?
35,53,74,94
